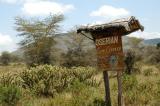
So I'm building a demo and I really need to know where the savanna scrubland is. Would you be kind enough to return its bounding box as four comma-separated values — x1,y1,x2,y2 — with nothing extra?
0,15,160,106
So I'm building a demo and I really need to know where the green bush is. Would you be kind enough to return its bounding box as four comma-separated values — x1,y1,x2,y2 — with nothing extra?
143,68,153,76
122,74,138,91
0,51,11,65
71,67,101,87
124,50,136,74
19,65,100,97
92,98,105,106
133,63,141,74
70,81,93,106
0,85,21,106
20,65,74,97
0,73,22,87
0,65,101,106
122,74,159,105
156,64,160,70
69,80,102,106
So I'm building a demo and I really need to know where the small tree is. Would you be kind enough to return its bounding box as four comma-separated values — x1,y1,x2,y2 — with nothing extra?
10,54,23,63
123,37,144,62
126,37,143,49
0,51,11,65
124,50,135,74
157,42,160,49
142,46,160,64
61,31,96,67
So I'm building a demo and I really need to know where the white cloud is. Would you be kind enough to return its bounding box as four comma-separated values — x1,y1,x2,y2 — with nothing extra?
90,5,130,20
0,33,18,52
23,0,46,3
85,21,104,26
0,0,46,4
22,1,75,16
0,33,13,46
129,31,160,39
0,0,18,4
0,0,75,16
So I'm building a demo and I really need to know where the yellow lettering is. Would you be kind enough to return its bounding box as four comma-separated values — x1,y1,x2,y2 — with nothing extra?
96,36,119,46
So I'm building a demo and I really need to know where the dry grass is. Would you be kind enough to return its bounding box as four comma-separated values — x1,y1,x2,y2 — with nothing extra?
0,63,26,75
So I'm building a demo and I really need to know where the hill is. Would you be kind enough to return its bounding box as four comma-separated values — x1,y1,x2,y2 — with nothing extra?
11,35,160,58
143,38,160,45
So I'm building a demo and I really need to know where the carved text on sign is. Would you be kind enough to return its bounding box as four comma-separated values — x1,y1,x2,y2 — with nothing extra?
96,36,118,46
95,35,124,71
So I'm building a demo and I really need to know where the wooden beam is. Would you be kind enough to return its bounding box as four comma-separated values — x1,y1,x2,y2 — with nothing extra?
117,71,123,106
103,71,111,106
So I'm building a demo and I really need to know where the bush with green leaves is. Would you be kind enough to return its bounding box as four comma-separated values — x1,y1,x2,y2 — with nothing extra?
0,85,21,106
20,65,74,97
122,74,160,105
143,68,153,76
0,73,22,87
69,80,94,106
0,65,101,106
91,98,105,106
0,51,11,65
122,74,138,91
19,65,100,97
124,50,136,74
71,67,101,87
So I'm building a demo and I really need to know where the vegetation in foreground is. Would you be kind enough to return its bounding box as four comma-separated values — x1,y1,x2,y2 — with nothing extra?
0,64,159,106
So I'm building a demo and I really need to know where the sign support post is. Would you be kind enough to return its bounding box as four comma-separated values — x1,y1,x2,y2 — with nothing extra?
103,71,111,106
117,71,123,106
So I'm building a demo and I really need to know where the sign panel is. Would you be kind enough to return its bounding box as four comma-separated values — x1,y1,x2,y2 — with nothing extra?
95,35,124,71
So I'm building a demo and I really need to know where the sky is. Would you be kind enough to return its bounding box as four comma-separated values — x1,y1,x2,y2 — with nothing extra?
0,0,160,53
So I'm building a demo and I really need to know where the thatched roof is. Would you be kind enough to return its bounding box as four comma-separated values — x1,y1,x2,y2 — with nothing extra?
77,16,144,36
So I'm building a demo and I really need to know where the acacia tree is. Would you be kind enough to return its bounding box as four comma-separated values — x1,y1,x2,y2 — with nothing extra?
61,31,96,67
124,50,135,74
15,15,64,66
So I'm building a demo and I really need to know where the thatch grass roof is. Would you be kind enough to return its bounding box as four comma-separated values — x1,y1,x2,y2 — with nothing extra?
77,16,144,36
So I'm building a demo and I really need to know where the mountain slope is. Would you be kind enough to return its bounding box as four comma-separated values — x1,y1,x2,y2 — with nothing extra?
143,38,160,45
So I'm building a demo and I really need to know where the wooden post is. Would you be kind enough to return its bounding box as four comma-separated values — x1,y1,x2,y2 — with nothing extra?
117,71,122,106
103,71,111,106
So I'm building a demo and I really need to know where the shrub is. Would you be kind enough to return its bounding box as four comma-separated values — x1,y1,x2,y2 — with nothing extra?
20,65,74,97
0,85,21,106
133,63,142,74
122,74,138,91
156,79,160,98
0,65,100,99
124,50,136,74
71,67,101,87
0,51,11,65
70,80,97,106
122,75,158,105
19,65,100,97
143,68,153,76
0,73,22,87
156,64,160,70
92,98,105,106
136,82,155,104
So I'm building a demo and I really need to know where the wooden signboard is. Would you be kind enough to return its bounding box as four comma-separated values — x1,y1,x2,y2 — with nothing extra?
95,34,124,71
77,16,143,106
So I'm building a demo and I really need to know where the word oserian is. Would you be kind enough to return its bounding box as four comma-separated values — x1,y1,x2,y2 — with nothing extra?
96,36,119,46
